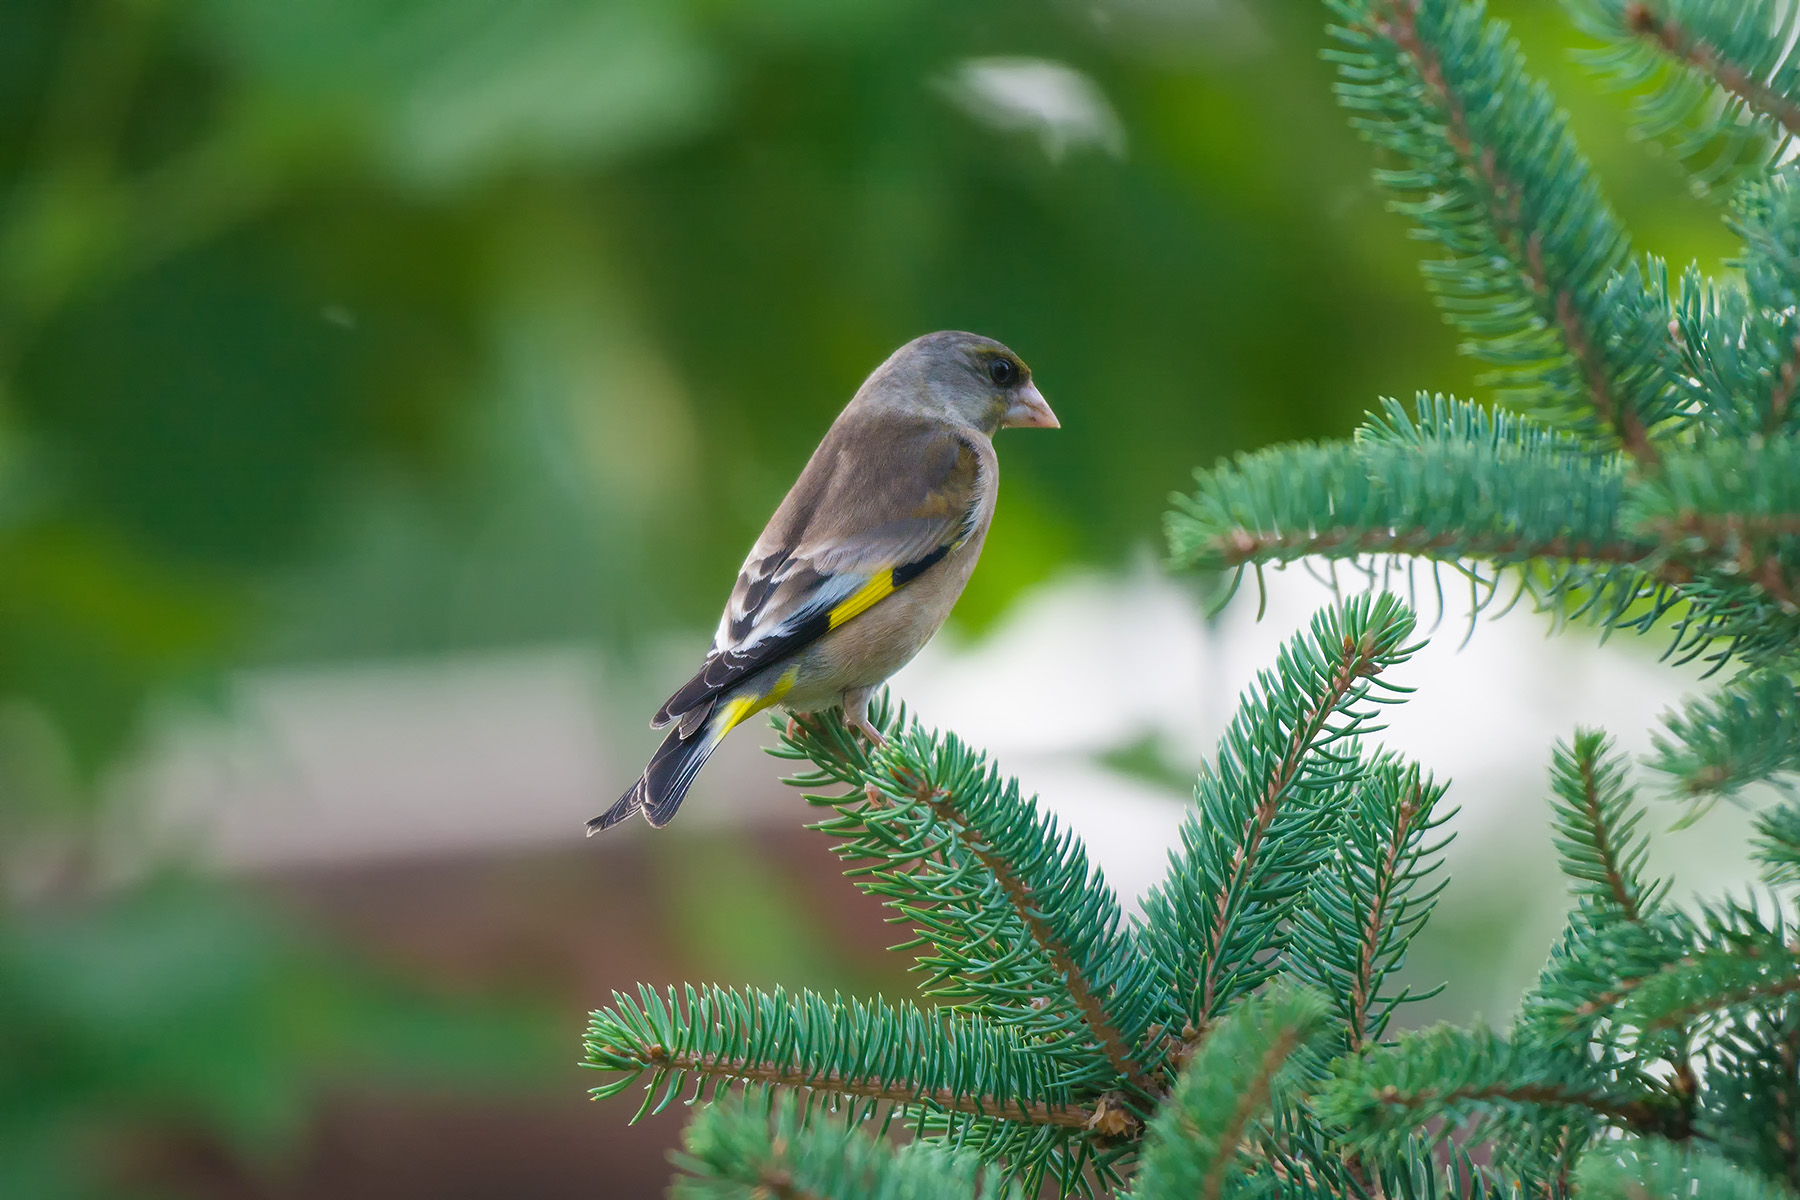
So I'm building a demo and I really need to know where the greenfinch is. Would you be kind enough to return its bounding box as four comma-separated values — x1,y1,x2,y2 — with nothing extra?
591,331,1058,832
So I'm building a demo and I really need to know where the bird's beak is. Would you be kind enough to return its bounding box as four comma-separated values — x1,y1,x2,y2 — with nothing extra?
1001,383,1059,429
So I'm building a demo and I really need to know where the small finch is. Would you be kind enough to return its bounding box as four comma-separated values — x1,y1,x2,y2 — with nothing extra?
591,331,1058,832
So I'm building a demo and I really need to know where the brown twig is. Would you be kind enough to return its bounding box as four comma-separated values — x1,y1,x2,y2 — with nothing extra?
1625,2,1800,141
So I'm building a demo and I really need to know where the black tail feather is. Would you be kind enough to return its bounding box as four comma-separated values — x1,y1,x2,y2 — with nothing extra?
586,781,643,835
587,721,721,833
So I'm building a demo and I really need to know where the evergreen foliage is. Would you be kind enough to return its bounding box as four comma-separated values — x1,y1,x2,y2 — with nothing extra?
583,1,1800,1194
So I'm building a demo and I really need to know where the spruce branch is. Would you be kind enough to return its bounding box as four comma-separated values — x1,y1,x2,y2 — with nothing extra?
1699,1007,1800,1187
1577,1136,1795,1200
1170,398,1800,664
1288,757,1454,1053
1548,730,1666,921
1130,988,1330,1200
1316,1026,1684,1152
1648,670,1800,801
1620,925,1800,1035
673,1094,1026,1200
773,704,1169,1100
1565,0,1800,184
584,985,1090,1129
1626,438,1800,611
1138,595,1421,1033
1169,398,1637,578
1753,799,1800,886
1327,0,1668,456
1671,175,1800,439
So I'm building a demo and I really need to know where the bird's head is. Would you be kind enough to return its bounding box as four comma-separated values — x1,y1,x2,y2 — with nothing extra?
863,331,1059,437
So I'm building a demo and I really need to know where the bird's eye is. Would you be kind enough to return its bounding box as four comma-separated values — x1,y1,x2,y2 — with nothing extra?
988,358,1017,387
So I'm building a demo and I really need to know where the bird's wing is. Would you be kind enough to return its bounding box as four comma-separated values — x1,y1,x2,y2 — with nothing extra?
654,413,984,728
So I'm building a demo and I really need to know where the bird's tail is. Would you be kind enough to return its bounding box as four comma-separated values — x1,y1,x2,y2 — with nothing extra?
588,688,780,833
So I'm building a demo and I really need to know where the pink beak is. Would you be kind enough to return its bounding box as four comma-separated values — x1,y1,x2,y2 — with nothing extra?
1001,383,1059,430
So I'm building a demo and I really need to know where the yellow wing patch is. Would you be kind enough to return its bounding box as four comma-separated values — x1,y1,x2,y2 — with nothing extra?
826,571,898,631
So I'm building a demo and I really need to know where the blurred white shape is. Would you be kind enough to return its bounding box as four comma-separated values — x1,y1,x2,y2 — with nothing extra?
940,58,1126,162
133,649,618,869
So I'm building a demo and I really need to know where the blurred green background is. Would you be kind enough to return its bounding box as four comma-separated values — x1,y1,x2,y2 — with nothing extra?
0,0,1747,1196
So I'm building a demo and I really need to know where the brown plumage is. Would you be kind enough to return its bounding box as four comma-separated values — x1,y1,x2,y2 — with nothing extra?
591,331,1058,833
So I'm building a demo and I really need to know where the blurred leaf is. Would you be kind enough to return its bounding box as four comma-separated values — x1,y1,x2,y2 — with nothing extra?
193,0,725,187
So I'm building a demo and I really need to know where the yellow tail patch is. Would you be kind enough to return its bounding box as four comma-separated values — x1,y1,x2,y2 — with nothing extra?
717,667,799,736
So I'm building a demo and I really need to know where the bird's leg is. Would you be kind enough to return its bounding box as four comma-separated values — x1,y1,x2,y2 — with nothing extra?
841,686,886,746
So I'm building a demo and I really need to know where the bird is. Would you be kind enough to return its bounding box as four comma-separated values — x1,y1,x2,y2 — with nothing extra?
590,331,1058,833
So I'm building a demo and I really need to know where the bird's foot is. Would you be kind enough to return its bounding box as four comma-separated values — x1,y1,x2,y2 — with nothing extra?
847,716,888,747
785,712,821,741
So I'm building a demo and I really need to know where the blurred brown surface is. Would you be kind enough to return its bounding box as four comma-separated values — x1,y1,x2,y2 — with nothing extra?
141,827,906,1200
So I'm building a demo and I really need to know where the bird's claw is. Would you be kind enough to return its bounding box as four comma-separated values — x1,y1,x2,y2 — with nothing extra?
848,718,887,747
786,712,828,742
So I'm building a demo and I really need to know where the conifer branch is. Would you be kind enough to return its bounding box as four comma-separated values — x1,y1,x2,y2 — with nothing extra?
905,776,1156,1097
1347,781,1421,1051
1624,946,1800,1033
1548,731,1664,921
674,1095,1026,1200
1131,988,1329,1200
584,985,1090,1128
1753,799,1800,885
1318,1026,1684,1150
1620,3,1800,141
1289,759,1453,1053
640,1042,1094,1130
1382,0,1642,456
1172,399,1800,664
1577,1137,1796,1200
775,706,1169,1100
1767,336,1800,437
1329,0,1665,454
1140,596,1421,1032
1648,671,1800,800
